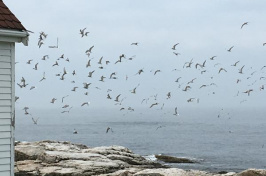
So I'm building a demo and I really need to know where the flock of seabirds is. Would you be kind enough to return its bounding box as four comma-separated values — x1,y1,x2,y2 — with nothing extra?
16,22,265,134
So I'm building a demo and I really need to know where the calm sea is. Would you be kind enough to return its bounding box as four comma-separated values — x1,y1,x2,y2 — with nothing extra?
15,107,266,173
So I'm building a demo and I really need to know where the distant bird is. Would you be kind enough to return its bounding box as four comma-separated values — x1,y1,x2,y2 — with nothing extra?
62,104,69,108
50,98,57,104
88,70,95,78
71,87,78,92
166,92,171,99
173,107,179,116
86,46,94,54
31,117,39,125
131,42,138,46
218,68,227,73
136,69,144,75
210,56,217,60
261,66,266,70
187,78,196,84
173,52,180,56
73,129,78,134
231,61,240,67
172,43,179,50
81,102,90,106
15,96,19,102
52,61,59,67
86,59,91,68
106,127,113,133
156,125,165,130
241,22,248,29
183,85,191,91
33,63,38,70
187,98,195,103
80,28,87,37
39,72,46,82
199,85,207,89
109,72,116,79
99,76,106,82
227,46,234,52
154,70,161,75
29,86,36,90
83,83,91,89
114,94,121,102
72,70,76,76
243,89,253,96
239,65,245,74
62,95,69,103
41,55,49,60
26,60,33,64
107,94,112,99
175,77,182,82
131,84,140,94
150,103,158,108
98,57,103,65
260,85,264,91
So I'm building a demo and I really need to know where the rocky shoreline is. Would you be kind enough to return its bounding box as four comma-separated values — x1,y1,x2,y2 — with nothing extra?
15,141,266,176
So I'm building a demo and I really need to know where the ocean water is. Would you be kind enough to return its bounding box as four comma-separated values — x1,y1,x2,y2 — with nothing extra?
15,108,266,173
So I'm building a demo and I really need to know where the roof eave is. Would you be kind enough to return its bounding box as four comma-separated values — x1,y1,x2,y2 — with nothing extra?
0,29,29,46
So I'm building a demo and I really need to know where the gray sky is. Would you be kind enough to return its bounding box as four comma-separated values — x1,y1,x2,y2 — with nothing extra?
5,1,266,120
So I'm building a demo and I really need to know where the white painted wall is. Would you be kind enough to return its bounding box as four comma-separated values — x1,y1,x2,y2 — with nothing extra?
0,42,15,176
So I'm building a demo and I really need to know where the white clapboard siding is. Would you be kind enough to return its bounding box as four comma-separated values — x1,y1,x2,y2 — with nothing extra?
0,152,10,158
0,88,11,94
0,63,11,69
0,171,11,176
0,69,11,75
0,139,10,145
0,49,11,56
0,113,11,119
0,119,11,125
0,158,10,165
0,42,13,176
0,132,10,139
0,94,11,100
0,56,11,63
0,164,10,172
0,126,10,132
0,107,11,113
0,100,11,106
0,81,11,88
0,145,10,152
0,75,11,81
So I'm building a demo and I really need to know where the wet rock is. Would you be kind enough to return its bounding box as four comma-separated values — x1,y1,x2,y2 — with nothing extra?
155,154,195,163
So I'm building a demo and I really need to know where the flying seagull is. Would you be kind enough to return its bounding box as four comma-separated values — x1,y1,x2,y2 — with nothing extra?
241,22,248,29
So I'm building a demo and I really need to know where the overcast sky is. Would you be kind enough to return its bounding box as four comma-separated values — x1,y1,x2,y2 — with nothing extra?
4,1,266,121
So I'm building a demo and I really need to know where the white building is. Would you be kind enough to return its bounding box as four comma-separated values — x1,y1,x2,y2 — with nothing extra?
0,1,28,175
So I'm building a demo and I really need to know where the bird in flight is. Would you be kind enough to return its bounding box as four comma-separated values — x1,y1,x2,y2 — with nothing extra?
106,127,113,133
239,65,245,74
172,43,179,50
173,107,179,116
210,56,217,60
218,68,227,73
131,42,139,46
243,89,253,96
81,102,90,106
227,46,234,52
150,102,158,108
241,22,248,29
